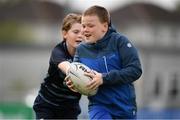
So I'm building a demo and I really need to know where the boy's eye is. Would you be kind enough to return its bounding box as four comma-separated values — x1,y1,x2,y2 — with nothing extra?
88,24,94,28
82,24,94,28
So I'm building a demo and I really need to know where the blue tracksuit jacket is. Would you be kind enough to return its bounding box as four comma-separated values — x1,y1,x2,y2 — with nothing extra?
74,25,142,117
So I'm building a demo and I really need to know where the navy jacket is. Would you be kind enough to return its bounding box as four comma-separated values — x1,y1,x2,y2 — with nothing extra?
74,25,142,117
39,41,81,106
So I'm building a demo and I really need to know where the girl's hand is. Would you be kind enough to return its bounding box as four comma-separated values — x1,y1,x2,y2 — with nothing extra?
64,76,78,92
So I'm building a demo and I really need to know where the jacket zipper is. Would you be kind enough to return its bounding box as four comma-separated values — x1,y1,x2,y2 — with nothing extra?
103,56,109,73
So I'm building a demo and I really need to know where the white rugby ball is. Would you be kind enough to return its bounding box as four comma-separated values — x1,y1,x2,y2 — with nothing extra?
68,62,98,96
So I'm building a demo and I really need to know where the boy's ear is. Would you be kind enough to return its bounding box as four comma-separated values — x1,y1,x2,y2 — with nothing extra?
103,22,108,32
104,22,108,28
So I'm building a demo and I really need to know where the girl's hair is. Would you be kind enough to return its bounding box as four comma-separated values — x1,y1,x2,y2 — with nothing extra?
62,13,82,32
83,5,110,24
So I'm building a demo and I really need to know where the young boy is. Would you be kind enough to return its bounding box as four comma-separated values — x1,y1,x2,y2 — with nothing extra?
73,5,142,119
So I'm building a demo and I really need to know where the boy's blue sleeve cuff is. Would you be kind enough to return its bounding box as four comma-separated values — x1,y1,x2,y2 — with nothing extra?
102,73,109,84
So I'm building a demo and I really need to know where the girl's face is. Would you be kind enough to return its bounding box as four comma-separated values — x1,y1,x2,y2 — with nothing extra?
63,23,84,48
82,15,108,43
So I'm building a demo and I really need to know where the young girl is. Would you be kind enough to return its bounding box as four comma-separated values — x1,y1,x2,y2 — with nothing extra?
33,13,84,119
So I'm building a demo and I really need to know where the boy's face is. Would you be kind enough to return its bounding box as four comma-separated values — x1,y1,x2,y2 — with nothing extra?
82,15,108,43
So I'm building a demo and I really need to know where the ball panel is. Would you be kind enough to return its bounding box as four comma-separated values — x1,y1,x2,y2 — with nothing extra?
68,62,98,96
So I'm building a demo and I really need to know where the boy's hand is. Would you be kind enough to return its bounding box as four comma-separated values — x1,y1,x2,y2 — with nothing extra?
85,70,103,90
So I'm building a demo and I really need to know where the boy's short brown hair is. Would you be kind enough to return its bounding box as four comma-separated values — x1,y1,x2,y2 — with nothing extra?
83,5,110,24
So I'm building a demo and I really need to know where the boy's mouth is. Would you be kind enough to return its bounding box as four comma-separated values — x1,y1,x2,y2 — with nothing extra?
85,34,91,38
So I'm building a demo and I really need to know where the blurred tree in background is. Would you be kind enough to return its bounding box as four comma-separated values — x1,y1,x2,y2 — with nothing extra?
0,0,35,44
0,0,65,45
0,21,34,43
175,1,180,12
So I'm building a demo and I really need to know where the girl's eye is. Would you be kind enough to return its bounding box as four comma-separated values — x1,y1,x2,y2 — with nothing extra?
73,30,79,34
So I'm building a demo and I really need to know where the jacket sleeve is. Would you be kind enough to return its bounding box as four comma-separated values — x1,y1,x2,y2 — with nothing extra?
102,35,142,85
50,47,66,65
